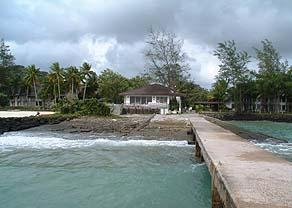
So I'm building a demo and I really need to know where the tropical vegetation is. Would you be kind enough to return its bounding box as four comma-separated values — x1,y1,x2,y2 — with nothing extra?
2,31,292,114
212,39,292,113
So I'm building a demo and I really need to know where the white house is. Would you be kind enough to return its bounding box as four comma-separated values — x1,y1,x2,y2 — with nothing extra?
119,84,185,114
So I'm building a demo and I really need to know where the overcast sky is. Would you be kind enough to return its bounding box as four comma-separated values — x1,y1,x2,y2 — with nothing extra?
1,0,292,88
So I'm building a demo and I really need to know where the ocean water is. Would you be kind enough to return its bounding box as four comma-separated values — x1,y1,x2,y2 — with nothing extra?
229,121,292,162
0,130,211,208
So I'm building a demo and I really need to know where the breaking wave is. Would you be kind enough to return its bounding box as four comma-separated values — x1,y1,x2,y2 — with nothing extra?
252,141,292,156
0,132,190,150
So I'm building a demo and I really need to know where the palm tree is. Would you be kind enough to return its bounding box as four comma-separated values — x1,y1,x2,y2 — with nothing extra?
65,66,82,97
47,73,58,103
24,64,40,106
80,62,96,101
50,62,64,100
24,83,31,106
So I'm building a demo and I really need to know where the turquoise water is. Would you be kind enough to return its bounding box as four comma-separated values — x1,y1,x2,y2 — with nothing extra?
0,131,211,208
230,121,292,161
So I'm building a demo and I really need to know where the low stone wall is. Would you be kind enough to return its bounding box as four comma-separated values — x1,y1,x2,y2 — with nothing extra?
0,116,68,134
202,112,292,122
122,108,160,114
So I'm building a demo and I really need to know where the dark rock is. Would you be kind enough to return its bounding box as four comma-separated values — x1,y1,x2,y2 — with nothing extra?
0,116,68,134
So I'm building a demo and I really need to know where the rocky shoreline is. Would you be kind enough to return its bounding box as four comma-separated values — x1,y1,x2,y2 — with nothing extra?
34,114,193,142
0,116,68,134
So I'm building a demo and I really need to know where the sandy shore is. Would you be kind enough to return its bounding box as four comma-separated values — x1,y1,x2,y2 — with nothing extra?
0,111,55,118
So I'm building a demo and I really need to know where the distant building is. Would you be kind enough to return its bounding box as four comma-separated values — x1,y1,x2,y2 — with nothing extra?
9,92,64,108
207,94,290,113
253,94,289,113
9,93,42,107
119,84,185,114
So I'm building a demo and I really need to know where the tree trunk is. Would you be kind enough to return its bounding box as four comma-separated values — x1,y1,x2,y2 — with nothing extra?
83,82,87,101
54,84,57,104
57,75,61,99
239,86,242,112
71,80,74,96
33,78,38,106
277,94,280,113
26,87,29,106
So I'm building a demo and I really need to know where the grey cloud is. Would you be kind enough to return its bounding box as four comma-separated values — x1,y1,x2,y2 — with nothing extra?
0,0,181,43
177,0,292,55
1,0,292,88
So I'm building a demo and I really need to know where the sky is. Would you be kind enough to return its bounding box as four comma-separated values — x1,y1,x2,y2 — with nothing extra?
1,0,292,88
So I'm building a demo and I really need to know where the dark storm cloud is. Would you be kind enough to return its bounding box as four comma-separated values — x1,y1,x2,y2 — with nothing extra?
177,0,292,55
1,0,292,88
0,0,181,43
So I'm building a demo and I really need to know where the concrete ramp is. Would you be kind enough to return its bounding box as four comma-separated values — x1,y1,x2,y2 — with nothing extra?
187,114,292,208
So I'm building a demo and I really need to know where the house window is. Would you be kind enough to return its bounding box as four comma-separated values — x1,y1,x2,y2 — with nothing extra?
281,105,286,111
156,96,167,103
136,97,141,104
130,96,152,105
147,97,152,103
281,96,286,103
130,97,135,104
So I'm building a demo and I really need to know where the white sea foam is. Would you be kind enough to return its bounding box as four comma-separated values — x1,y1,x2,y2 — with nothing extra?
0,132,190,150
252,141,292,156
190,163,206,171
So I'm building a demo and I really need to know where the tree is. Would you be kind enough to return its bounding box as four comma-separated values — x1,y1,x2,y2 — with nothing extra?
24,65,40,106
65,66,82,97
176,79,209,107
254,39,288,112
211,77,228,109
80,62,96,101
0,39,15,97
84,72,99,98
0,65,26,100
285,67,292,99
144,28,190,90
128,75,149,89
214,40,251,112
0,38,15,68
50,62,64,100
46,73,58,102
97,69,129,103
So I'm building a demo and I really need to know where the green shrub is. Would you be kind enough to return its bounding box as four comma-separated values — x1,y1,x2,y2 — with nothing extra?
170,98,179,111
194,104,204,112
54,98,82,114
0,93,9,107
54,98,110,116
81,98,110,116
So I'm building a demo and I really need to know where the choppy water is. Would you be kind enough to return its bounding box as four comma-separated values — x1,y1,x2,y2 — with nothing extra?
230,121,292,162
0,130,211,208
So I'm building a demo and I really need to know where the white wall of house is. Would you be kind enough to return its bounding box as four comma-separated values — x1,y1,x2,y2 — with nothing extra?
225,100,233,110
176,96,182,113
123,95,171,114
124,96,130,105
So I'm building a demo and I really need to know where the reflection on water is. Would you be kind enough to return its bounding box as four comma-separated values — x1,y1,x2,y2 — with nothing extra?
0,131,211,208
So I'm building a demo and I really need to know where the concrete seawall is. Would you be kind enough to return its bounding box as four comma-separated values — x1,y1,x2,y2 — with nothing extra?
186,114,292,208
202,112,292,122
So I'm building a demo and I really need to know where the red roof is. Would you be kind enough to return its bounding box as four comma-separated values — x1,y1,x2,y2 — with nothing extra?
119,84,186,97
